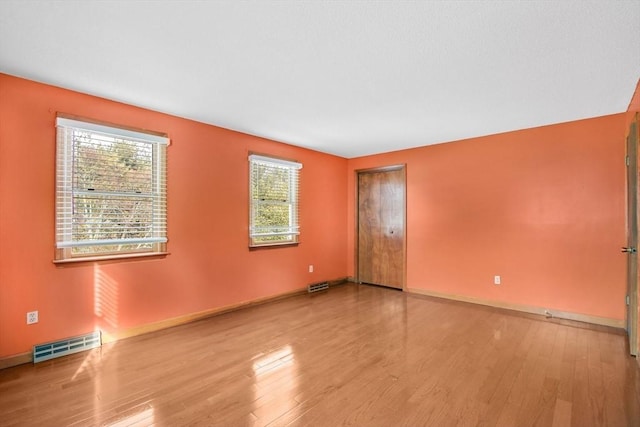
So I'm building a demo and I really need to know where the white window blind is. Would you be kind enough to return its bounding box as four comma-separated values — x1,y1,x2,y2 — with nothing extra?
249,154,302,246
55,117,168,260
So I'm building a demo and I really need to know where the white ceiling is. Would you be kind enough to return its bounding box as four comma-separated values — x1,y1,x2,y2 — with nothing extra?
1,1,639,158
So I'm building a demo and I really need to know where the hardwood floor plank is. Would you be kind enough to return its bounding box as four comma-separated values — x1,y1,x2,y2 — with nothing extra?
0,283,638,426
552,398,572,427
586,329,606,426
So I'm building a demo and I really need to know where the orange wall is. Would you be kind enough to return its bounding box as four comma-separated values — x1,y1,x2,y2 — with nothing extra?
0,74,348,359
347,114,627,321
0,72,633,361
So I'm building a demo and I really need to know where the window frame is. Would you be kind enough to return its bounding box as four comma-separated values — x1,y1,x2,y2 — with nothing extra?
54,115,169,263
248,154,302,248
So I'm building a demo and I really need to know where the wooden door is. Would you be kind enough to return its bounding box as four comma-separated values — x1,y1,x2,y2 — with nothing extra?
626,115,639,356
357,167,405,289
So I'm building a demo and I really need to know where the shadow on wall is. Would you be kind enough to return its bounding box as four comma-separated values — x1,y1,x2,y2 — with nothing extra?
93,264,119,333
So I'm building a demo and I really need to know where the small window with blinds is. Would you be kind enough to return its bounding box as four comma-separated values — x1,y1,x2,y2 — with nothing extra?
249,154,302,247
55,116,168,261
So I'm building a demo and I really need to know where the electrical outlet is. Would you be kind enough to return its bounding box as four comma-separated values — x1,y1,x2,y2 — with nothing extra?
494,275,501,285
309,264,314,273
26,311,38,325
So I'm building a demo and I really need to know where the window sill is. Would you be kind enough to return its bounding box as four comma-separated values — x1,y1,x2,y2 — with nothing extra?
249,242,299,250
53,252,170,265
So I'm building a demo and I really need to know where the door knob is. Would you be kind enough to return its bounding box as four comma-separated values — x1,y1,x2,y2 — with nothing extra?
621,247,637,253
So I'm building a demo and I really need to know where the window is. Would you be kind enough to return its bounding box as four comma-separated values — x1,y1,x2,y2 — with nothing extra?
55,116,168,261
249,154,302,247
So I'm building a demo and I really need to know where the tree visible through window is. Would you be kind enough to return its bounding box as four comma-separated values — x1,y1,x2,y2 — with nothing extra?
249,154,302,246
55,117,168,260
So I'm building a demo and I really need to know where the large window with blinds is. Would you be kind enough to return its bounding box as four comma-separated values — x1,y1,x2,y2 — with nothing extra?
55,116,168,261
249,154,302,247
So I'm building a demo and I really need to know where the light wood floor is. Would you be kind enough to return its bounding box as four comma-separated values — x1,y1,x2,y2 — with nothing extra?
1,283,639,426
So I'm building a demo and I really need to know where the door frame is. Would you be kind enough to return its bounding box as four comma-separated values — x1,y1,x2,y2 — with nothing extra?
355,164,407,290
626,116,639,356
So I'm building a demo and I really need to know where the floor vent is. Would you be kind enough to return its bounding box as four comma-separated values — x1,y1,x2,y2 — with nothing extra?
33,331,101,363
308,281,329,293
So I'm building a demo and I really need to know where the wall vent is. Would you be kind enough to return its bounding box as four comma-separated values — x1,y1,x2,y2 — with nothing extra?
33,331,101,363
308,281,329,293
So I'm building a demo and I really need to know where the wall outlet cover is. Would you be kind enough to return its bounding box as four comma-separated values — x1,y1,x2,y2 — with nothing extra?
27,311,38,324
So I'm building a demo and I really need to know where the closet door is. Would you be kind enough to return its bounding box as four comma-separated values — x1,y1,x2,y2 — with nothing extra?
357,167,405,289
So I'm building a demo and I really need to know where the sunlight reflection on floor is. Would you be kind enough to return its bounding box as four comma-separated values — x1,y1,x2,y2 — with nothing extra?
70,344,113,382
105,405,155,427
251,345,300,423
252,345,295,375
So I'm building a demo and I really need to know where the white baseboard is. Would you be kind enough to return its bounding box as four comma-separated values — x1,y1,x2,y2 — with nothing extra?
1,285,313,369
101,286,310,344
0,352,32,369
406,287,625,329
